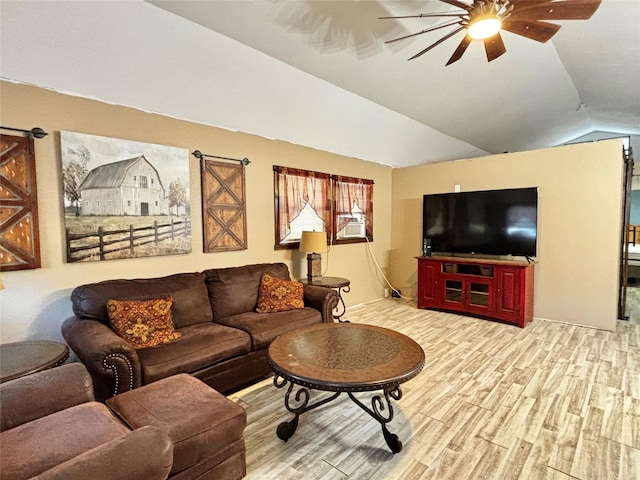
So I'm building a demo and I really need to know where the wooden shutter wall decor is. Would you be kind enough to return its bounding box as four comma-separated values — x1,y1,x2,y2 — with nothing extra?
201,159,247,252
0,134,42,270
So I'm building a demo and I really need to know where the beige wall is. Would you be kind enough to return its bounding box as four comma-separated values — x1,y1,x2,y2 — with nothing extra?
0,82,393,342
390,140,625,331
0,81,625,341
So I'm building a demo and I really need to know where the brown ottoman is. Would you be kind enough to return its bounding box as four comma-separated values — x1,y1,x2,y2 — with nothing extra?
106,374,246,480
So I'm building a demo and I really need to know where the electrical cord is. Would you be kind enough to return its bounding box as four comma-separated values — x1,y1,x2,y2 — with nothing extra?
363,235,415,301
322,240,331,276
321,228,413,300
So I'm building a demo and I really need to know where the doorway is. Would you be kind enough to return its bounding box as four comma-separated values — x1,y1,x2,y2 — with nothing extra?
140,202,149,216
621,145,637,321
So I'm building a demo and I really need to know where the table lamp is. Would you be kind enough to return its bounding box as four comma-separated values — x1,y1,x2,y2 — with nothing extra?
299,231,327,282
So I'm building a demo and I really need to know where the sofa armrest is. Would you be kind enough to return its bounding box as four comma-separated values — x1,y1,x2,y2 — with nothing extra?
0,363,94,432
31,426,174,480
303,284,339,323
62,317,142,401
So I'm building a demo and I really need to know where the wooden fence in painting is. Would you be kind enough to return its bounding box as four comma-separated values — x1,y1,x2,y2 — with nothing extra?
66,218,190,262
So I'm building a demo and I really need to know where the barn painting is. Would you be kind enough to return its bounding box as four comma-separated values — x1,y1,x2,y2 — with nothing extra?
60,132,191,262
79,155,168,216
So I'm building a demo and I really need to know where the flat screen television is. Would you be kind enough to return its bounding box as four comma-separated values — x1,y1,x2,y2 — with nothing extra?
423,187,538,258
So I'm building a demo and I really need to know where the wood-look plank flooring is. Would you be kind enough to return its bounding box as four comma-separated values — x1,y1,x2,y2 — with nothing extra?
229,298,640,480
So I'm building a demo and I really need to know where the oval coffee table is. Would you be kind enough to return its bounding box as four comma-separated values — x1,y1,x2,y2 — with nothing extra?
267,323,425,453
0,340,69,383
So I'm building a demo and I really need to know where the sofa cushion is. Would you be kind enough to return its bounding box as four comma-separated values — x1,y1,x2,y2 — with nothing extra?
33,426,174,480
71,272,213,328
0,363,94,432
216,307,322,350
107,296,182,349
0,402,129,479
204,263,291,320
106,374,246,476
136,322,251,384
255,274,304,313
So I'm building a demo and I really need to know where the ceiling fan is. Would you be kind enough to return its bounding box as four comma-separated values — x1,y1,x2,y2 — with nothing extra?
380,0,602,65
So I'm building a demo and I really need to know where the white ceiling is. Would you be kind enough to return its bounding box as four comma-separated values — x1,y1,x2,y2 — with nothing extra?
1,1,637,168
149,0,640,157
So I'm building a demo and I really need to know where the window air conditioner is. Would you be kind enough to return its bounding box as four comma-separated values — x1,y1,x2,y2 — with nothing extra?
339,215,366,238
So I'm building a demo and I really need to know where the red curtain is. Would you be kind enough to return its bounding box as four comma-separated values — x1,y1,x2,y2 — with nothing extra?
274,166,331,244
333,175,374,240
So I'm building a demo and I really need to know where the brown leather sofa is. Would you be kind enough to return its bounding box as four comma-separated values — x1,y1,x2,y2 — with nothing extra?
62,262,339,401
0,363,174,480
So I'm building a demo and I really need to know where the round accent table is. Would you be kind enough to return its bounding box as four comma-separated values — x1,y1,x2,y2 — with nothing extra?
267,323,425,453
0,340,69,383
298,276,350,321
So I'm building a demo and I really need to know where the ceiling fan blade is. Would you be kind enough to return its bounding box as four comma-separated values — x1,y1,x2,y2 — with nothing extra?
509,0,554,4
501,18,561,43
385,21,464,44
379,13,465,20
511,0,602,21
446,35,473,65
408,26,465,60
484,32,507,62
439,0,471,10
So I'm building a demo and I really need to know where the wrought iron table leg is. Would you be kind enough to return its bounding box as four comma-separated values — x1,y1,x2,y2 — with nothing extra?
276,414,299,441
273,375,341,442
273,376,405,453
335,284,351,322
347,385,403,454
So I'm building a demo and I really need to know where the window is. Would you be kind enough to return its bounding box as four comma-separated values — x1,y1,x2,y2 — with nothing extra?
273,167,373,248
139,176,148,188
127,200,131,206
273,166,330,249
333,175,373,244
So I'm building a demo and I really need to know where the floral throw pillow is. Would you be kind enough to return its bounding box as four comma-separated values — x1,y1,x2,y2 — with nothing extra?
255,274,305,313
106,296,182,349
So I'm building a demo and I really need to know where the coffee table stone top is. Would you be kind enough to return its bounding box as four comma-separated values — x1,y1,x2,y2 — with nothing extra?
268,323,425,392
0,340,69,383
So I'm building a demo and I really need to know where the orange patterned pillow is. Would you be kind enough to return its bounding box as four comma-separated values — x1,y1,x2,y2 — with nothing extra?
255,274,304,313
106,296,182,349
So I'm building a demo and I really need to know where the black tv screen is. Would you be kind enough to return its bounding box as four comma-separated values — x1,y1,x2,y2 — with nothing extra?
423,187,538,257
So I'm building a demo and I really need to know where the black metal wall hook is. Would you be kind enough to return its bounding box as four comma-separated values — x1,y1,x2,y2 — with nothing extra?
192,150,250,166
0,126,48,139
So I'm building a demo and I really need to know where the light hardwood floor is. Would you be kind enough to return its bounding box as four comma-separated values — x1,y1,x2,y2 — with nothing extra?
229,298,640,480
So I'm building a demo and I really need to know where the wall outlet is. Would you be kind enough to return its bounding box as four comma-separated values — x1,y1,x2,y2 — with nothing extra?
384,288,390,298
391,289,401,298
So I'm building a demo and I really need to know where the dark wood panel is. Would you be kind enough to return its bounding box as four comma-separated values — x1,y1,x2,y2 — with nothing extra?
0,134,41,270
201,159,247,252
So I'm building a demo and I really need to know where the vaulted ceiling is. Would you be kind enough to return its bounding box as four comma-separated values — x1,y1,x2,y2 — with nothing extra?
1,1,638,168
150,0,640,159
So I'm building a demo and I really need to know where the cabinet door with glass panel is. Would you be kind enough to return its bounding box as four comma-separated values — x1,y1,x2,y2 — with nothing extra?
440,262,494,314
442,277,493,313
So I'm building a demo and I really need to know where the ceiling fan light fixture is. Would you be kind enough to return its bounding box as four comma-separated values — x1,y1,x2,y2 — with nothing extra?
381,0,601,65
467,15,502,39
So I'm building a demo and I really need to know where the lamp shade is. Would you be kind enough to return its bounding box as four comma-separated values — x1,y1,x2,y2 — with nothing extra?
299,231,327,253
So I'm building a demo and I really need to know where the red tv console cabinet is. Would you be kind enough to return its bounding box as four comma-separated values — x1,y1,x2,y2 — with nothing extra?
416,256,535,328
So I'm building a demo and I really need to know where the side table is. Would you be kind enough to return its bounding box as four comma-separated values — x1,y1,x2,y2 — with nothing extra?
0,340,69,383
299,276,350,321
